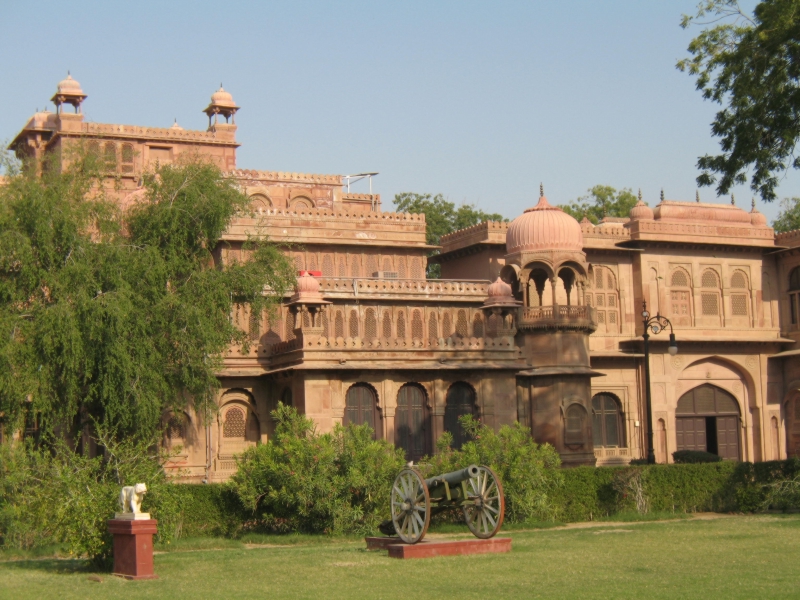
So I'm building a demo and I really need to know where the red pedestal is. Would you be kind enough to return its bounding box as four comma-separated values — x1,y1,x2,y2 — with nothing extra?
107,519,159,580
365,536,512,559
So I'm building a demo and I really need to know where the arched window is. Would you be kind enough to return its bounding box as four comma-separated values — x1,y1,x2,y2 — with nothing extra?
249,307,261,342
592,394,623,448
588,266,619,333
281,387,293,406
383,257,392,272
223,407,246,438
397,311,406,338
701,269,721,318
411,257,423,279
789,267,800,325
444,382,476,450
335,310,344,338
121,143,134,174
395,384,429,462
473,313,484,338
365,308,377,340
398,256,407,279
442,312,452,338
103,142,117,169
218,394,260,469
428,312,438,341
455,310,469,338
249,194,271,213
366,254,378,276
350,255,361,278
320,311,329,337
564,404,587,446
345,384,381,438
676,384,740,459
348,309,359,338
322,254,334,277
382,311,392,338
338,257,347,277
411,310,423,340
669,268,692,326
290,197,313,209
730,271,749,318
285,311,296,341
165,413,186,443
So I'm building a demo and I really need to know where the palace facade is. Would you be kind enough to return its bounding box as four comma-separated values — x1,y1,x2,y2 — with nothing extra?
9,75,800,481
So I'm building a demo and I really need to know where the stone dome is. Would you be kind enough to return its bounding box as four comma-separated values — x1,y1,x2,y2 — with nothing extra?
210,86,236,108
488,277,513,298
506,196,583,254
751,201,768,226
296,273,320,294
630,199,654,220
56,73,83,95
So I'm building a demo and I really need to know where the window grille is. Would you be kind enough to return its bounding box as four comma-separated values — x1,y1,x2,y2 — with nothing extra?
473,313,484,337
609,311,617,324
443,313,452,337
731,294,748,316
383,257,392,272
565,405,585,445
597,311,606,323
121,143,134,173
223,407,245,439
285,311,296,340
428,312,438,341
398,257,407,279
790,267,800,291
596,295,605,307
456,310,468,337
249,308,260,341
351,256,360,277
671,270,689,287
397,311,406,338
294,254,304,271
104,142,117,167
595,269,604,289
701,270,718,288
412,310,423,340
320,312,329,336
382,311,392,338
349,310,359,337
586,294,592,306
167,415,185,440
701,293,719,315
308,254,318,272
335,310,344,338
366,254,378,275
607,272,616,289
671,290,690,316
365,309,377,340
322,255,334,277
731,271,747,288
338,257,347,277
302,310,311,327
608,295,616,308
411,258,423,279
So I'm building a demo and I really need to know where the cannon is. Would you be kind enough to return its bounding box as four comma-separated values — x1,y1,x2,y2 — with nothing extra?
386,464,504,544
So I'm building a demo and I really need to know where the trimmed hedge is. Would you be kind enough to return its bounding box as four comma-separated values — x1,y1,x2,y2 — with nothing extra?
164,458,800,538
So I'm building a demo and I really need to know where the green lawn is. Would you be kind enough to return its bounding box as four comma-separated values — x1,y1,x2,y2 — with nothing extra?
1,514,798,599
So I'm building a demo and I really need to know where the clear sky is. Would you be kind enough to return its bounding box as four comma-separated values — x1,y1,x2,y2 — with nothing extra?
2,0,793,223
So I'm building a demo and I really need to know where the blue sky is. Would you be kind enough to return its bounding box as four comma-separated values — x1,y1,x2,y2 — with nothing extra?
2,0,792,223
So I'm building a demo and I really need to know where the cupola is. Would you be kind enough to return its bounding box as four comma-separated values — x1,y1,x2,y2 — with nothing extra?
506,187,583,254
51,73,87,114
203,84,239,128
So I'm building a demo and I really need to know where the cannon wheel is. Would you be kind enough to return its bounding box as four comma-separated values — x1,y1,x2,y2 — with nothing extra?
391,468,430,544
463,466,505,539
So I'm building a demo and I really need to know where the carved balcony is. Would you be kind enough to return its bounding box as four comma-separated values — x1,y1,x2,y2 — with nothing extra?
518,305,597,332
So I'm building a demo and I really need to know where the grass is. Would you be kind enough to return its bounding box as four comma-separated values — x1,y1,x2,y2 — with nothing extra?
1,514,799,599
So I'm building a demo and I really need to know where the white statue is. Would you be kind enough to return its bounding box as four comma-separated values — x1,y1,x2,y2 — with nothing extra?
115,483,150,520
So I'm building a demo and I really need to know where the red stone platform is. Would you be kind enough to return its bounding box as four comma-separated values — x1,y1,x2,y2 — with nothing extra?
365,536,512,559
107,518,159,580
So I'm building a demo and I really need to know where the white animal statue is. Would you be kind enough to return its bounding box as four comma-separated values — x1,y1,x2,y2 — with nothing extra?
119,483,148,514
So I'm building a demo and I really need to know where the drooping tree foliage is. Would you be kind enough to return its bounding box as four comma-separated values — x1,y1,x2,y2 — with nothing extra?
0,148,295,443
678,0,800,201
393,193,505,278
559,185,639,224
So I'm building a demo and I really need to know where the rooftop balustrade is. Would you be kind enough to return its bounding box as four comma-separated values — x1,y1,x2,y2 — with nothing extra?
316,278,490,300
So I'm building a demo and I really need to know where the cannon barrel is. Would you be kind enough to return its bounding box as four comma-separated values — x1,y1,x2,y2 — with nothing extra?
425,465,479,490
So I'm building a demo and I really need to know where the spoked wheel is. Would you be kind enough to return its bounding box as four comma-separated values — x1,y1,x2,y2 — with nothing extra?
391,468,430,544
463,466,505,539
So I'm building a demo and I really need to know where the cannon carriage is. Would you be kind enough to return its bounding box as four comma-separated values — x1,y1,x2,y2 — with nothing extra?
387,465,504,544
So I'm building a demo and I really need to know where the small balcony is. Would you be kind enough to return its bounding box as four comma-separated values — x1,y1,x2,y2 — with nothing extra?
518,305,597,332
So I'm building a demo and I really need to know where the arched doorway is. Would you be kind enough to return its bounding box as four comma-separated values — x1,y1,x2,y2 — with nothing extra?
395,384,429,462
444,382,476,450
675,384,740,459
345,383,381,439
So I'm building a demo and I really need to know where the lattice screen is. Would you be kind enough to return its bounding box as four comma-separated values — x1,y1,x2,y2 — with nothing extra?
366,254,378,276
412,310,423,340
443,313,452,337
338,257,347,277
383,257,392,272
595,269,604,289
397,312,406,338
349,310,359,337
473,314,484,337
335,311,344,338
731,271,747,288
167,415,185,440
701,293,719,315
249,309,260,342
223,407,245,439
731,294,748,316
322,255,334,277
428,312,438,340
398,257,407,279
320,312,329,336
671,270,689,287
411,258,422,279
456,310,469,337
365,309,377,340
701,270,718,288
285,311,296,340
351,256,360,277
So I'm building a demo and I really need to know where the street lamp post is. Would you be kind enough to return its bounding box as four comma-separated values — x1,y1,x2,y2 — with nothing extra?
641,301,678,465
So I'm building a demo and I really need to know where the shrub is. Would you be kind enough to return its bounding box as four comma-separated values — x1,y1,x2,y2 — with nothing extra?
229,404,406,535
673,450,723,464
0,429,182,568
417,416,563,523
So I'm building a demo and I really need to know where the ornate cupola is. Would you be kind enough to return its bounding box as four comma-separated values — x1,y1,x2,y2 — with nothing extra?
51,73,87,115
203,85,239,129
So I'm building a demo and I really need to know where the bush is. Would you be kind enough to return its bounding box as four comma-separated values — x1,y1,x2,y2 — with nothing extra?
0,430,182,568
229,404,406,534
417,416,563,523
673,450,723,464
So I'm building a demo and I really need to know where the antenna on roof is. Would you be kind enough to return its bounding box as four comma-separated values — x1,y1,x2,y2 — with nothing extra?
342,173,380,210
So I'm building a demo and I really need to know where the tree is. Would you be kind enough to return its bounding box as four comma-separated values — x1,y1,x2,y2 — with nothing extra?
559,185,639,224
394,193,505,278
772,196,800,231
677,0,800,201
0,150,295,443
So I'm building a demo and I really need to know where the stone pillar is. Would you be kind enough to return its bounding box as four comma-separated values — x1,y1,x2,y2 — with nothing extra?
107,518,158,580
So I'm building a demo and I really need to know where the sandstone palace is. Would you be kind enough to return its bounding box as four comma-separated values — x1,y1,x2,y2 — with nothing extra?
9,75,800,481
